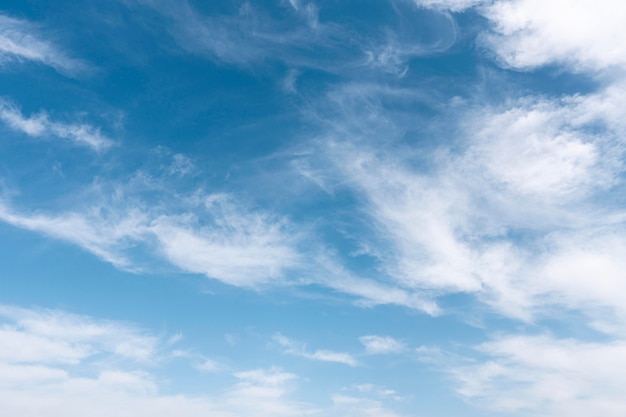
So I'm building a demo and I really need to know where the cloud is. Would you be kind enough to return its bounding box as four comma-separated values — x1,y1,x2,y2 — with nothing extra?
359,335,406,354
134,0,339,68
412,0,485,12
0,14,86,75
0,305,160,366
150,196,300,287
0,99,114,151
413,0,626,73
274,334,358,367
0,191,300,287
194,359,220,373
451,334,626,416
132,0,456,75
480,0,626,72
463,91,624,200
0,304,320,417
303,64,626,322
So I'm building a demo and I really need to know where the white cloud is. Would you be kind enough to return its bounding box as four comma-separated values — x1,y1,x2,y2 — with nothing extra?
451,334,626,416
0,305,159,364
0,304,372,417
0,99,114,151
359,335,406,354
0,14,86,75
481,0,626,72
0,191,300,287
274,334,358,367
310,70,626,322
413,0,626,73
150,197,300,287
464,93,623,200
412,0,485,12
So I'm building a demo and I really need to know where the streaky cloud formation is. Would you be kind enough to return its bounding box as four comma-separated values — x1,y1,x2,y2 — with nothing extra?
0,304,407,417
0,14,87,75
0,191,300,287
274,334,358,366
0,99,114,151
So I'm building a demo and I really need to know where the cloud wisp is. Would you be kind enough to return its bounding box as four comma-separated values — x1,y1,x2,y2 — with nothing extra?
0,190,300,287
0,304,318,417
0,14,87,76
132,0,458,76
274,334,358,367
359,335,406,355
0,99,114,151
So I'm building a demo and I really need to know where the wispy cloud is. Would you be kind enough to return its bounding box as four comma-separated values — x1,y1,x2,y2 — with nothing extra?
0,304,321,417
0,305,160,365
0,189,300,287
412,0,485,12
331,394,406,417
131,0,457,75
450,334,626,416
302,63,626,322
359,335,406,354
0,14,87,75
0,99,115,151
274,334,358,366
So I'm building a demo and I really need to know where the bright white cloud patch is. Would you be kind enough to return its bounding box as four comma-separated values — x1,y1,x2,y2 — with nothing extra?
482,0,626,71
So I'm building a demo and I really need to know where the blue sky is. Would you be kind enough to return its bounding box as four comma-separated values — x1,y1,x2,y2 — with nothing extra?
1,0,626,416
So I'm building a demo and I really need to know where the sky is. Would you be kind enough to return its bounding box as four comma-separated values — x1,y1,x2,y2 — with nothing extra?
1,0,626,416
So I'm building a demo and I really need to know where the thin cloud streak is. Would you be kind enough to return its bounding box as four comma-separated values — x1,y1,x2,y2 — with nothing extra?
0,192,300,287
0,14,87,76
274,334,358,367
132,0,458,75
0,99,115,151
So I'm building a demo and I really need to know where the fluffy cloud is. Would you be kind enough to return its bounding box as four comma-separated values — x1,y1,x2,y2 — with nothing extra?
481,0,626,72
